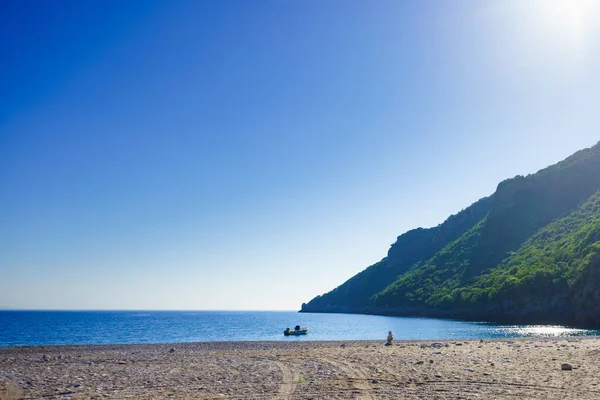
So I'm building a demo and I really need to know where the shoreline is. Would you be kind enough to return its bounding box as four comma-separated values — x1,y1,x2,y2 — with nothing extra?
1,334,599,349
2,337,600,399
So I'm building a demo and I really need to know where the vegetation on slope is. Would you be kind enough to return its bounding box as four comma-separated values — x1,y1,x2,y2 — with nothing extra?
301,227,439,312
447,191,600,326
372,218,486,309
372,142,600,315
301,196,492,312
302,141,600,327
467,142,600,278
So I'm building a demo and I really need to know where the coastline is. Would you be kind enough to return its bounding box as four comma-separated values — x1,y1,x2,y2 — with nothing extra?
2,337,600,399
299,306,600,330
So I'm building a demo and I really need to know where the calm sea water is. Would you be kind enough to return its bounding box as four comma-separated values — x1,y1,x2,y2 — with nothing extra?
0,311,597,347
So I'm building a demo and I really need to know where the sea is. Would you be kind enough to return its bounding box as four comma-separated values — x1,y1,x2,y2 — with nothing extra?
0,310,597,347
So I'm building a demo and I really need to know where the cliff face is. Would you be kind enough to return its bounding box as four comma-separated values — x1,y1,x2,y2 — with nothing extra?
301,196,492,313
302,142,600,328
300,228,439,314
466,145,600,279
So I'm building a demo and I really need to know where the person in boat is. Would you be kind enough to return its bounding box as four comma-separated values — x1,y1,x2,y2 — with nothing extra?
295,325,301,331
285,327,291,335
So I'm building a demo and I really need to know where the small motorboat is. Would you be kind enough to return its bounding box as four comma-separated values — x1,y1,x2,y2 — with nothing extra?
284,325,309,336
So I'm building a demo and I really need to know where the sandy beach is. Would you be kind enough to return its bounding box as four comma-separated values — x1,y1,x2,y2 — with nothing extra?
1,337,600,399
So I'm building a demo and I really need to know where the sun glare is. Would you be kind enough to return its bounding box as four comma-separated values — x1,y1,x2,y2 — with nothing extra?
541,0,598,49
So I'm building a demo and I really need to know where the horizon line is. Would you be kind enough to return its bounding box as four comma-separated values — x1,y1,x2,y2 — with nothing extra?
0,309,300,312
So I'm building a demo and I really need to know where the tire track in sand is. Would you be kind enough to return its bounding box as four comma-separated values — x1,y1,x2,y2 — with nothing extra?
322,357,375,400
272,360,297,400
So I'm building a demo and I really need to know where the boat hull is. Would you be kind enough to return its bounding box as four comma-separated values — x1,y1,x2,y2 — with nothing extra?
283,328,308,336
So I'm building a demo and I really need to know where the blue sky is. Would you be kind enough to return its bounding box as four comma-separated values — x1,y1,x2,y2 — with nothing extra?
1,0,598,310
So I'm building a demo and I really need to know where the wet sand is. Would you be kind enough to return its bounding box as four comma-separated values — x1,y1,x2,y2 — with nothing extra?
1,337,600,399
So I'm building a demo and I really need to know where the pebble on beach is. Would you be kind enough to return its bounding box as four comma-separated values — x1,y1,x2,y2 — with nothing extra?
561,363,573,371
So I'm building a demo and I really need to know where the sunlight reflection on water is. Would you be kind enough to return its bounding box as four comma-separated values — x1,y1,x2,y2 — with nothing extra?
498,325,590,337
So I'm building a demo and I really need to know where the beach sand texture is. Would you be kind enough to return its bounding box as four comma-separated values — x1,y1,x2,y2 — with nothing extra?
1,338,599,399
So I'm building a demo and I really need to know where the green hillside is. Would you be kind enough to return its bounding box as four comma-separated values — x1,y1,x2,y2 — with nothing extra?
301,141,600,328
300,196,492,313
450,191,600,327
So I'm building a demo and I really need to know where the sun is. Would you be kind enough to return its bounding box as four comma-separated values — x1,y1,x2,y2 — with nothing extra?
541,0,598,50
